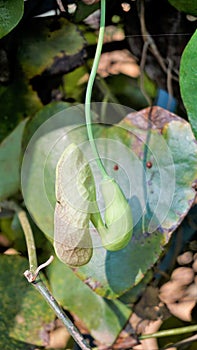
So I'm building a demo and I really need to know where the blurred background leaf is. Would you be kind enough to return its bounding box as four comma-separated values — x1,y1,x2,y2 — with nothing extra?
18,17,86,80
0,73,42,142
0,119,28,200
0,254,54,347
180,30,197,139
0,0,24,39
168,0,197,16
47,257,131,346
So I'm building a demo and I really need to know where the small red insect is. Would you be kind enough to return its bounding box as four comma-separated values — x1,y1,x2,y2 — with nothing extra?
113,164,119,171
146,161,152,169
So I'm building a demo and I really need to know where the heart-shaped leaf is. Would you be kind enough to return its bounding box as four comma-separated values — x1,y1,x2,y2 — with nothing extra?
21,104,197,298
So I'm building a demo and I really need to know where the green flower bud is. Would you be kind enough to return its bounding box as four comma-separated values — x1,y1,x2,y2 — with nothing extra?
95,177,133,251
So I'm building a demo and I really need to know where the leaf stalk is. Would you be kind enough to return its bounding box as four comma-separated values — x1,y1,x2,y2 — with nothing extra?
0,201,92,350
140,324,197,340
85,0,108,179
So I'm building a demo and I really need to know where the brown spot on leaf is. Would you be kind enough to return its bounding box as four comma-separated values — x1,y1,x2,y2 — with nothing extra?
146,161,152,168
84,277,101,291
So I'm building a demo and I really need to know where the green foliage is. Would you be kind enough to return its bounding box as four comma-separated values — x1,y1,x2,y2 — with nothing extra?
63,65,88,101
22,101,70,149
180,30,197,139
72,1,100,23
18,17,85,79
168,0,197,16
21,104,86,239
47,257,131,346
0,119,27,200
0,0,24,39
21,105,197,298
0,1,197,346
0,74,42,142
105,75,149,110
0,255,54,348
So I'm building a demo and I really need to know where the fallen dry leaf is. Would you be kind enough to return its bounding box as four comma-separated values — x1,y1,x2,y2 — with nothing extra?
97,49,140,78
47,326,70,348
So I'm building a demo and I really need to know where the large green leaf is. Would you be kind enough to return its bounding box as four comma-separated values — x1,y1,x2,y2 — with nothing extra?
63,65,88,102
0,254,54,348
21,104,197,298
18,18,85,79
0,119,28,200
0,0,24,39
46,257,131,346
22,101,70,149
21,104,86,239
168,0,197,15
180,30,197,139
0,74,42,142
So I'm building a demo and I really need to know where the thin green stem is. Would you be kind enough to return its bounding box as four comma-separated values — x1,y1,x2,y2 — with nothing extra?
0,200,92,350
85,0,108,179
95,77,121,106
100,94,109,124
17,210,38,272
142,107,153,234
0,201,38,272
140,324,197,340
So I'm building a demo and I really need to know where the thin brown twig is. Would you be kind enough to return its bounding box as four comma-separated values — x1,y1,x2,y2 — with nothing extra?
167,58,173,96
140,40,152,106
139,0,179,82
56,0,66,12
166,57,174,110
164,333,197,349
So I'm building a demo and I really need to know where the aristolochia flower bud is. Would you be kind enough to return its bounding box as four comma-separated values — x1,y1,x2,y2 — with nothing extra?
99,177,133,251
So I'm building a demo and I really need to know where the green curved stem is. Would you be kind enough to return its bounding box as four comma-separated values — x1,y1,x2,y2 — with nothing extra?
84,1,133,252
19,208,92,350
0,201,38,272
18,210,38,272
85,0,108,179
0,201,92,350
140,324,197,340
